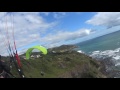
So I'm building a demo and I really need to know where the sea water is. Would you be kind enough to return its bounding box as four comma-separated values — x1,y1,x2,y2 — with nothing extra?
75,30,120,77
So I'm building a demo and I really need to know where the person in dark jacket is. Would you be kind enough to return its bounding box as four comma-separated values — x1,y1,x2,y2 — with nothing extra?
0,55,11,78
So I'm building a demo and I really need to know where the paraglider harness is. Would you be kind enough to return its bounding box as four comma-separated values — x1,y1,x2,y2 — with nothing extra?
0,69,14,78
0,70,9,78
0,54,25,78
0,61,7,78
0,56,15,78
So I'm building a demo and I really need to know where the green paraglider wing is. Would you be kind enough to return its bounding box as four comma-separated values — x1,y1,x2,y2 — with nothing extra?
26,45,47,59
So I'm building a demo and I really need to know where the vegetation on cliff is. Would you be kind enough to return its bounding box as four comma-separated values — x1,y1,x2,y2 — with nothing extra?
5,45,107,78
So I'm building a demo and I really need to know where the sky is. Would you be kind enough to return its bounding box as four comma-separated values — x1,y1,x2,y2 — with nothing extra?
0,12,120,56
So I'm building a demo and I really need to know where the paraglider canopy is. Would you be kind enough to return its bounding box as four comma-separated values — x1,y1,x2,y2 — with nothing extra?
26,45,47,59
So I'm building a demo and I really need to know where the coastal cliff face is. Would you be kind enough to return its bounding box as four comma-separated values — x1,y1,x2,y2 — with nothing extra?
10,45,107,78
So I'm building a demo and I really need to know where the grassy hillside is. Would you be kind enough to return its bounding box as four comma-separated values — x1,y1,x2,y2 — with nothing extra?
7,45,107,78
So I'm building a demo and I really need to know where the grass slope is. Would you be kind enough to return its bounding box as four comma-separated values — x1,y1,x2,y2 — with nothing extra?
10,49,107,78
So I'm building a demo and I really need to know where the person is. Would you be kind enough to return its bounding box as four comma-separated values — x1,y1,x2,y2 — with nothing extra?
0,55,12,78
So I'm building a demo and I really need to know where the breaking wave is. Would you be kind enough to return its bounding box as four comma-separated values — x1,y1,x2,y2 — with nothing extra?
77,50,84,54
89,48,120,66
77,47,120,77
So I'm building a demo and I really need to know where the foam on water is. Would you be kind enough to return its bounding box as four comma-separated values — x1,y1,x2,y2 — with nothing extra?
90,48,120,66
77,50,84,54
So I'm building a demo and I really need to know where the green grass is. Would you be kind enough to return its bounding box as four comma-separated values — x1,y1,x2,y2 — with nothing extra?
9,50,107,78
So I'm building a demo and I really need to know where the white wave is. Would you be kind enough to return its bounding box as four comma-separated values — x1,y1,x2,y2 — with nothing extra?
113,56,120,61
77,50,84,53
88,47,120,77
115,63,120,66
90,48,120,66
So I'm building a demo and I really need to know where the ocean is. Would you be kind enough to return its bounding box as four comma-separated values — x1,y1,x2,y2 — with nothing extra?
75,30,120,77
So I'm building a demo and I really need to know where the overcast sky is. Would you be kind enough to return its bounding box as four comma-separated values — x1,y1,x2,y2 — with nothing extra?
0,12,120,56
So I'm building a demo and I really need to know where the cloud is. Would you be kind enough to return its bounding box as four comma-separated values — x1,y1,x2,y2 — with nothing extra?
86,12,120,28
40,29,91,46
0,12,57,56
53,12,66,19
0,12,91,56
